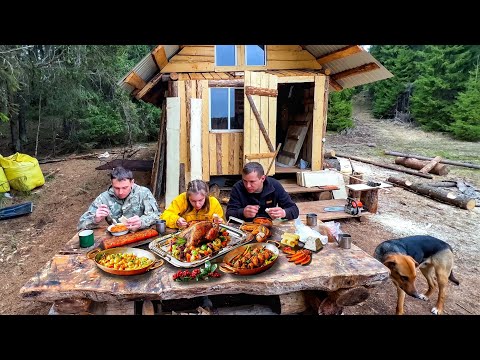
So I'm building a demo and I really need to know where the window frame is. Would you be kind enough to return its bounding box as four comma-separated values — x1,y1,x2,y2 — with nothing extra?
245,45,266,66
214,45,237,67
209,87,244,133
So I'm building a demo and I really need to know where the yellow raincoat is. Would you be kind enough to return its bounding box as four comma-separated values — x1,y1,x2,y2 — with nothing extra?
161,192,224,229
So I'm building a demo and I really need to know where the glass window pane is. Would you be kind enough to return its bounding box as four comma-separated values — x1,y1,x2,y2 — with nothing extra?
245,45,265,66
231,88,244,129
210,88,229,130
215,45,236,66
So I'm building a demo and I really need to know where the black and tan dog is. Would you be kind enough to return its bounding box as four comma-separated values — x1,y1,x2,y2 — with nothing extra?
374,235,459,315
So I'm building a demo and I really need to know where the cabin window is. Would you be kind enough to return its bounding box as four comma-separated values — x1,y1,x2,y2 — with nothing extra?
210,88,244,131
215,45,237,66
245,45,266,66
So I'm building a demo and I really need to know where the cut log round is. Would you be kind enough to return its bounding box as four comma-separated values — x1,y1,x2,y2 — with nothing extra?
395,157,449,176
278,291,308,315
387,177,476,210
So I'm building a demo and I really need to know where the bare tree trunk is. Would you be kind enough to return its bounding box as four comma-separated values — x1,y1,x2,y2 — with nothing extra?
122,102,133,148
18,93,28,149
35,94,42,157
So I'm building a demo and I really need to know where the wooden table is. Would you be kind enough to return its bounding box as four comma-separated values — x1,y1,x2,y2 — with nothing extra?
20,221,389,315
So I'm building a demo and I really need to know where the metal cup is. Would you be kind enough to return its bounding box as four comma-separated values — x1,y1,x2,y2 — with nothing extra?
306,213,317,226
156,219,166,234
79,229,95,248
337,233,352,249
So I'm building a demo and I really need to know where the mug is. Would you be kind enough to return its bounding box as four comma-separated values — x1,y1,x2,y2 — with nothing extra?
79,229,95,248
337,233,352,249
306,213,317,227
156,219,166,234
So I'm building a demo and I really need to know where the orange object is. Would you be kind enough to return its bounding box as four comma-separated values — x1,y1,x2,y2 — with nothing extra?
103,229,159,249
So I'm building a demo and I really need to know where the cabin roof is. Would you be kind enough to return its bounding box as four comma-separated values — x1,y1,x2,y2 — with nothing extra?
117,45,392,98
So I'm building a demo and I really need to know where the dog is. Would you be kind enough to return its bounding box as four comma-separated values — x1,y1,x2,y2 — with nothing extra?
374,235,459,315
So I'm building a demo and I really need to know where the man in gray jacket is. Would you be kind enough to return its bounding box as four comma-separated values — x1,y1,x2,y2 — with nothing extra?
78,166,160,231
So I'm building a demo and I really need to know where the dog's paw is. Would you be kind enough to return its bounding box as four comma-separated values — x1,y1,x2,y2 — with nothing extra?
431,307,440,315
418,294,429,301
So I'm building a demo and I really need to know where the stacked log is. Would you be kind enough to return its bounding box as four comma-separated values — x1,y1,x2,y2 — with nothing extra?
387,177,476,210
395,157,449,175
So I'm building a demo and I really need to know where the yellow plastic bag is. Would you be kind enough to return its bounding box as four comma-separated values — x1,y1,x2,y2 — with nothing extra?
0,165,10,192
0,153,45,191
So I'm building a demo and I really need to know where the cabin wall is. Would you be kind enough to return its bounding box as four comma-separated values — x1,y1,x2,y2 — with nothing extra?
168,79,244,183
161,45,321,73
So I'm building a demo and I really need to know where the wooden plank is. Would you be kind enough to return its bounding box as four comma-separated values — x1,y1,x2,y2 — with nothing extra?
243,71,253,167
332,63,380,81
161,62,214,73
267,60,322,70
152,45,169,69
178,73,190,80
189,73,205,80
268,50,316,61
178,46,214,56
316,45,363,65
177,81,187,177
245,86,278,97
165,97,181,207
237,45,245,67
135,72,163,100
216,133,222,174
209,133,218,175
234,132,241,174
210,72,222,80
329,78,343,91
296,199,370,221
124,71,146,90
278,76,315,83
190,98,203,181
245,151,276,160
228,133,235,174
169,55,214,63
419,156,443,174
202,72,214,80
311,75,327,171
267,72,278,175
246,93,275,152
221,133,229,175
200,81,210,181
259,72,269,172
217,72,230,80
267,45,303,51
21,223,388,303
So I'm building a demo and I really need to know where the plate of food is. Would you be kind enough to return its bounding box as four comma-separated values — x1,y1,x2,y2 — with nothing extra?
107,223,129,236
149,221,251,268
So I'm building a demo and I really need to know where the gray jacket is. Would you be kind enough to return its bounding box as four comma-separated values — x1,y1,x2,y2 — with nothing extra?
77,184,160,230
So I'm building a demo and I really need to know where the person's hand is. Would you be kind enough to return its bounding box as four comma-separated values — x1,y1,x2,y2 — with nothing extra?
94,204,110,224
176,217,188,228
126,215,142,232
243,205,260,219
266,207,286,220
212,214,224,224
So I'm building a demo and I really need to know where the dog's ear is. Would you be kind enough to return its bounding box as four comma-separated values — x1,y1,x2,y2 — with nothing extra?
383,255,397,270
407,255,420,267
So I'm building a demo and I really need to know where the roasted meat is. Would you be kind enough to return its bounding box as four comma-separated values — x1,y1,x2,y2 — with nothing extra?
179,221,219,248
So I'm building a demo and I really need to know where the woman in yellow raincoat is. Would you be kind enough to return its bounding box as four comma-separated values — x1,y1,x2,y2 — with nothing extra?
161,179,224,229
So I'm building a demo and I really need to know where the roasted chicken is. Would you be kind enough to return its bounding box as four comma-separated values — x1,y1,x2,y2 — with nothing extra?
178,221,220,248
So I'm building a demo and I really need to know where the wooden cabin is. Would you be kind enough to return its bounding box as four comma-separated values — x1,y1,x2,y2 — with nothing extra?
118,45,393,204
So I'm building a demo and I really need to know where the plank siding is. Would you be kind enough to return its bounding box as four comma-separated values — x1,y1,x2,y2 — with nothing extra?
200,81,210,181
311,75,328,171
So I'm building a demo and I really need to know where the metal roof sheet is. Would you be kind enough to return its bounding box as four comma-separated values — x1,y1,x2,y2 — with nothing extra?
118,45,392,95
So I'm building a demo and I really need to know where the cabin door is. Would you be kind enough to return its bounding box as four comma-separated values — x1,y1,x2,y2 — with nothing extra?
243,71,278,176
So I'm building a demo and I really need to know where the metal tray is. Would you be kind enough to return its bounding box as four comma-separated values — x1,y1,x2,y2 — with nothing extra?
148,223,252,268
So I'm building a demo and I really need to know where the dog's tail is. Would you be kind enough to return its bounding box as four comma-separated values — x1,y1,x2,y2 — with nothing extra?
449,270,460,285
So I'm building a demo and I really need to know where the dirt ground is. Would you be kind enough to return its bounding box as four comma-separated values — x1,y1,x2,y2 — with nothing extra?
1,93,479,315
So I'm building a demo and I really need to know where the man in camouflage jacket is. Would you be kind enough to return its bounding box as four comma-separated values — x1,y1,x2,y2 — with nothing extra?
77,166,160,231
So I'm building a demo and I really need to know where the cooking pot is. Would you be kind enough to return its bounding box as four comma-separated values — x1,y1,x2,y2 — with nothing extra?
87,247,164,276
219,242,279,276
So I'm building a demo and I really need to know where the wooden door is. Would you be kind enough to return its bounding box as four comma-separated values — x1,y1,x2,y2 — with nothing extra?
243,71,278,175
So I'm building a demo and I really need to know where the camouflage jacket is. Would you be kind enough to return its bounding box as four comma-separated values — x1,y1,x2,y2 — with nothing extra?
77,184,160,230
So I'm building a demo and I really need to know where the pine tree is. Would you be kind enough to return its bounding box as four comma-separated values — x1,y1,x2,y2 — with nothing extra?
449,73,480,141
411,45,472,132
327,88,354,131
